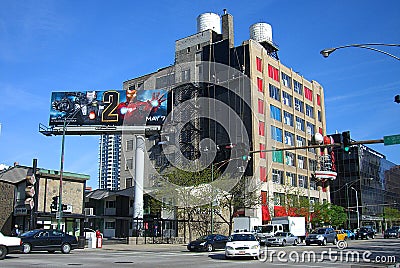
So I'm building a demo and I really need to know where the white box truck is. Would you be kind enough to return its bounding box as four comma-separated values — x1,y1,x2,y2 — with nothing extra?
232,216,261,233
271,216,306,242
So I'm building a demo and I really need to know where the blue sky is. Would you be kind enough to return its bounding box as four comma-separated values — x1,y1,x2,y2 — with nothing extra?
1,0,399,189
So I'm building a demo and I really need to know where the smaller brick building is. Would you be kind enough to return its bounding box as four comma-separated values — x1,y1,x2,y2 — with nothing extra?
0,163,89,237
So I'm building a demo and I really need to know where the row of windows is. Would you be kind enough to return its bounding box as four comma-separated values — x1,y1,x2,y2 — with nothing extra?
271,168,317,189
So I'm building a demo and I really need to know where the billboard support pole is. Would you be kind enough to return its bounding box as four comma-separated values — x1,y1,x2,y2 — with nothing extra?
57,117,66,230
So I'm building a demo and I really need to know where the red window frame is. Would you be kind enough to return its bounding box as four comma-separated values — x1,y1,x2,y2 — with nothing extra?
317,94,321,106
259,121,265,136
257,77,263,92
258,99,264,114
304,87,313,101
268,65,280,82
260,143,266,159
256,57,263,72
260,167,266,182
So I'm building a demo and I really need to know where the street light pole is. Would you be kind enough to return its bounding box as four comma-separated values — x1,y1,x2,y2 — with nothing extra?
57,117,66,230
351,187,360,229
320,43,400,61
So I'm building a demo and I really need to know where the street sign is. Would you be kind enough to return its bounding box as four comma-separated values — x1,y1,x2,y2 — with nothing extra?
384,134,400,146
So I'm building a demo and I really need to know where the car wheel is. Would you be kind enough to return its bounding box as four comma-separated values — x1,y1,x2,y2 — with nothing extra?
293,239,298,246
206,244,214,252
371,234,375,239
61,243,71,254
281,240,286,247
22,243,31,254
333,238,338,245
365,235,369,240
0,245,7,260
322,239,327,246
305,241,310,246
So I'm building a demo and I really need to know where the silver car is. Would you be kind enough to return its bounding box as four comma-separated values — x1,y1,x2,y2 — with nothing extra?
265,232,299,246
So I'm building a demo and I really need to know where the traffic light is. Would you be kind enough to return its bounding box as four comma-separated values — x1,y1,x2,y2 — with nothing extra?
51,196,59,211
395,95,400,104
236,142,251,162
341,131,351,152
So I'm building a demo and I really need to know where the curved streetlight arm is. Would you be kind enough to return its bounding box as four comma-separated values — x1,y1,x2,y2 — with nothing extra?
321,43,400,61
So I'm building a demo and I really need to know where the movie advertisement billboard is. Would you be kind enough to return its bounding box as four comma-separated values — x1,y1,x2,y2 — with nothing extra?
49,89,167,126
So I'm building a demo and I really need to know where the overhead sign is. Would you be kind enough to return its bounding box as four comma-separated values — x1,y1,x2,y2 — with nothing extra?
49,89,168,126
384,134,400,146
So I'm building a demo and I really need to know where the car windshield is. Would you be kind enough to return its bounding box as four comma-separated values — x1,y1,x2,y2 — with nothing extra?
255,226,273,233
312,229,326,234
275,232,287,237
229,234,256,241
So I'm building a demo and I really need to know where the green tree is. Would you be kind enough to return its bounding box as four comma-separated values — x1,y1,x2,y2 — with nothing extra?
383,207,400,226
311,202,347,228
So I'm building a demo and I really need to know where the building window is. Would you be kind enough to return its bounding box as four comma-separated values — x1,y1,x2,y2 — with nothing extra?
298,175,308,189
310,180,316,190
272,169,284,184
182,69,191,82
274,192,285,206
295,117,305,132
281,72,292,88
306,122,315,135
259,121,265,136
125,177,133,188
282,91,293,107
309,159,317,171
269,84,280,101
294,98,304,113
106,200,116,208
283,111,294,127
297,155,306,169
305,104,314,118
268,65,280,82
260,143,266,159
105,221,115,229
258,99,264,114
296,135,306,147
126,158,133,170
294,80,303,95
260,167,266,182
257,77,263,92
285,151,295,166
272,149,283,163
256,57,263,72
270,105,282,122
304,87,313,101
318,110,322,122
261,191,267,205
287,172,297,186
271,126,283,143
317,94,321,106
284,131,294,146
126,139,134,151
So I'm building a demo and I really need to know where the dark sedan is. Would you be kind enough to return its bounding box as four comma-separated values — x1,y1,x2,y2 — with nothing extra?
187,234,228,252
384,228,400,239
355,227,375,240
20,229,78,254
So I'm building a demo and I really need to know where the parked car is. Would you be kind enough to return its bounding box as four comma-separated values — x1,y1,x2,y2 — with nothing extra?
20,229,78,254
265,232,299,246
383,228,400,239
225,232,260,259
343,229,355,240
187,234,228,252
0,232,22,260
355,227,375,240
305,227,337,246
335,230,347,241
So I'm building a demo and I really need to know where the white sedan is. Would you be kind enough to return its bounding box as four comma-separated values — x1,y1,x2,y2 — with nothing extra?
225,232,260,259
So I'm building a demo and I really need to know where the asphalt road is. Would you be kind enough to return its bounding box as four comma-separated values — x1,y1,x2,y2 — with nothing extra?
2,237,399,268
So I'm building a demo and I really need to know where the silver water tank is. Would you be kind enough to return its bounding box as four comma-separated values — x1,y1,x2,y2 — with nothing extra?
197,13,221,34
250,22,273,43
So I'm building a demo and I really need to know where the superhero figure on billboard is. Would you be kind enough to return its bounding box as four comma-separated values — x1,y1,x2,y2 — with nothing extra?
117,89,166,125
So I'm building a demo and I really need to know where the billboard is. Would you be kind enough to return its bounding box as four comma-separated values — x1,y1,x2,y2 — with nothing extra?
49,89,168,126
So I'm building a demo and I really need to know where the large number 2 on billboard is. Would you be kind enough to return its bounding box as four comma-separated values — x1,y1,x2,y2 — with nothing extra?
102,91,120,123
